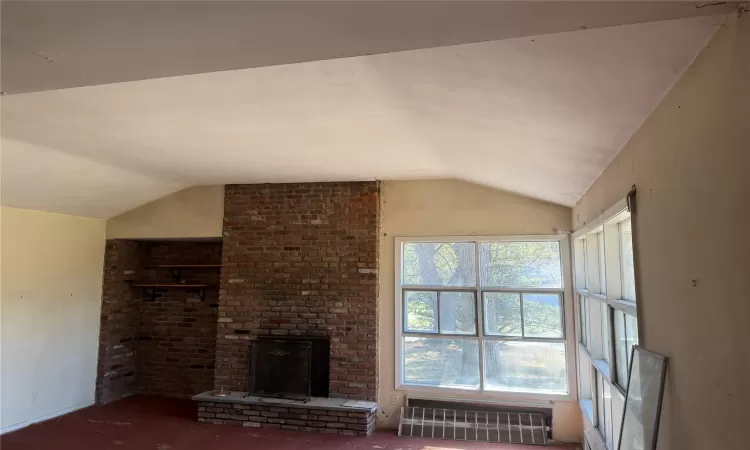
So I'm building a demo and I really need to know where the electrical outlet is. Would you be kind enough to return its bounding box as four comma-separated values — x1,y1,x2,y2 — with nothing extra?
32,392,38,401
389,394,398,405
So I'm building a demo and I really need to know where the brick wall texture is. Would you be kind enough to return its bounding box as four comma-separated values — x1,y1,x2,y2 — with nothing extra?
196,401,377,436
138,242,221,397
97,240,221,402
216,182,380,401
97,240,141,403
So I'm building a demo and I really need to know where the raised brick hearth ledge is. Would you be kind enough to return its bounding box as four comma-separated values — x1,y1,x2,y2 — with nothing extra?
193,391,377,436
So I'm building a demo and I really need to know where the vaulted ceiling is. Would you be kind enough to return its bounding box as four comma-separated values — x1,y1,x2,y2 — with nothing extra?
0,1,733,218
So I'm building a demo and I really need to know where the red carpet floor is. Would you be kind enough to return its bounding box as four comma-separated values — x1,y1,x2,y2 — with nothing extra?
1,396,578,450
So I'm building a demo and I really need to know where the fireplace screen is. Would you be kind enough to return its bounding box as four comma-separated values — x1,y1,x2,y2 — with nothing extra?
249,339,312,401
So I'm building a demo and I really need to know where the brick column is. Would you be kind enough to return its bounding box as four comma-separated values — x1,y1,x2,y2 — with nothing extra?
96,240,141,403
215,182,379,400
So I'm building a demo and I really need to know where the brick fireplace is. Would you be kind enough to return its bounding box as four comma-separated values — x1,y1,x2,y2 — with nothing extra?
214,182,380,401
96,181,380,436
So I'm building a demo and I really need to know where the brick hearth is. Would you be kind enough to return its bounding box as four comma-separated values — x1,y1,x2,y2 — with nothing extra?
194,392,377,436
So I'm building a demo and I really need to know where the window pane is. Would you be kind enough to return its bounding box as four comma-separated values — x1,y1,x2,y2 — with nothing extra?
582,239,589,290
480,242,562,288
403,337,479,388
439,292,476,334
596,372,606,432
483,293,521,337
405,291,437,333
600,303,610,363
484,341,567,394
403,242,476,287
603,378,614,448
625,314,639,367
620,218,636,301
597,232,606,294
614,310,628,389
522,293,563,338
580,296,589,348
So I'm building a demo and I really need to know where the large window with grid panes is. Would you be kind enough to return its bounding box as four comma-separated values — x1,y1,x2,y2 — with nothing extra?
573,198,639,450
394,236,576,402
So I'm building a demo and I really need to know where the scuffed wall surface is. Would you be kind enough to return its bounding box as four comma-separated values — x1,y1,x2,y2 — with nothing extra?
573,13,750,450
1,207,106,432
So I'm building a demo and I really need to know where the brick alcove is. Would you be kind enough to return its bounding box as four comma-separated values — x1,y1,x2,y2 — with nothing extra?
96,240,221,402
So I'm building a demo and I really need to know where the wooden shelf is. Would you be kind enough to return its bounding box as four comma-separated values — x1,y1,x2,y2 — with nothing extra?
132,265,220,300
129,283,212,301
153,264,221,268
149,264,222,284
130,284,210,288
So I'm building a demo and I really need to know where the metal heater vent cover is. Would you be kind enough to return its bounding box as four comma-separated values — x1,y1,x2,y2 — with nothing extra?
398,406,548,445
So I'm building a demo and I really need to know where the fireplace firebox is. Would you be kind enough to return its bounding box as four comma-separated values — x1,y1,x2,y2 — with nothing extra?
248,336,330,402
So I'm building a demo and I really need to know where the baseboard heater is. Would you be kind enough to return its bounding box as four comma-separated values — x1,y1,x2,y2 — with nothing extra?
399,396,551,445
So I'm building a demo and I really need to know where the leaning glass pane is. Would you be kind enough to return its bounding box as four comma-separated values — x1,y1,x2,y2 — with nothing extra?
484,341,568,394
403,337,480,388
405,291,438,333
483,293,522,337
480,241,562,288
522,293,563,338
439,292,476,334
402,242,476,287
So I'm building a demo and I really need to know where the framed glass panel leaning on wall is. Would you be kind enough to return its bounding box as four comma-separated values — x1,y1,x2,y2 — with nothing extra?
573,192,640,450
394,235,577,404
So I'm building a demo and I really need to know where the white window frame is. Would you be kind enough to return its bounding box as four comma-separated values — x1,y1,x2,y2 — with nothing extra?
572,197,641,449
394,234,577,404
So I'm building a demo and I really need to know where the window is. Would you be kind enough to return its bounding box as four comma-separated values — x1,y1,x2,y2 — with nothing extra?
613,311,628,388
397,238,570,398
600,302,610,364
573,197,640,449
597,232,606,295
613,312,640,391
596,372,606,436
602,378,614,449
619,218,636,301
579,295,590,348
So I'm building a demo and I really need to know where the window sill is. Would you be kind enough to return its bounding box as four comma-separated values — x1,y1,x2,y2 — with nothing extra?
395,383,574,405
577,289,637,315
592,359,612,384
582,352,627,400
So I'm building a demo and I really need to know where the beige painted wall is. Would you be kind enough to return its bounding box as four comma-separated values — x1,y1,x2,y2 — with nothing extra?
0,207,106,433
573,13,749,450
106,185,224,239
377,179,583,442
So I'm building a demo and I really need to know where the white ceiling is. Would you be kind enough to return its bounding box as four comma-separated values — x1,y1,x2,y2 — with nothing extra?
0,5,727,218
1,1,734,94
